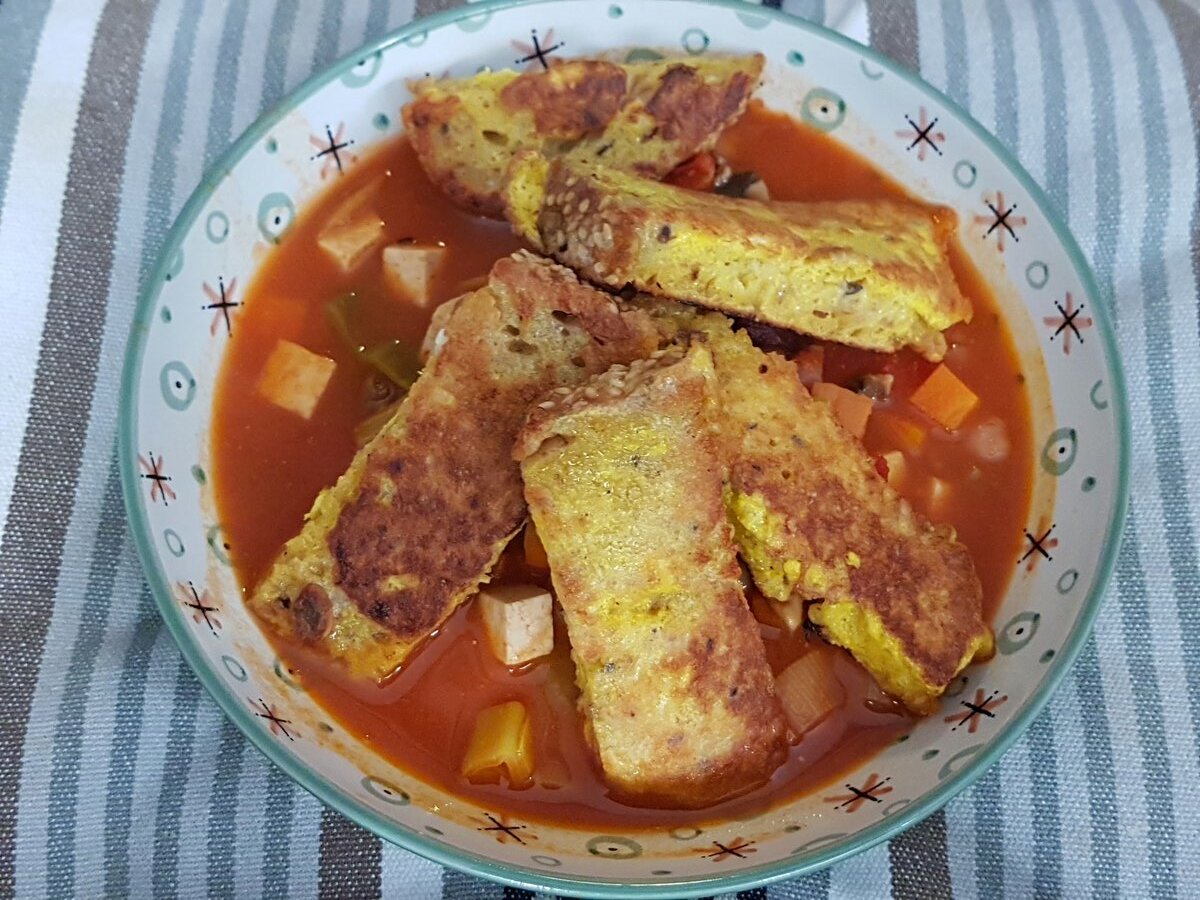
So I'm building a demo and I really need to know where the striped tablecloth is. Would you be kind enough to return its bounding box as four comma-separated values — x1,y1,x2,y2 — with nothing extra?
1,0,1197,896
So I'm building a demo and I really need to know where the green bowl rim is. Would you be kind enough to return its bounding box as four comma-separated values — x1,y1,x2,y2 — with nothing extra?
118,0,1131,896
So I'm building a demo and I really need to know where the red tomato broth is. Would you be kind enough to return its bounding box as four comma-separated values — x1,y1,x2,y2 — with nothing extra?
212,103,1032,830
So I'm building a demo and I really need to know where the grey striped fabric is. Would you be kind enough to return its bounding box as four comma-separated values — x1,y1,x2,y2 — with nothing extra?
0,0,1196,897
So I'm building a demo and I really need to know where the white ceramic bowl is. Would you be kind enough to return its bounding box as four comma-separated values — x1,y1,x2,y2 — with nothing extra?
119,1,1129,895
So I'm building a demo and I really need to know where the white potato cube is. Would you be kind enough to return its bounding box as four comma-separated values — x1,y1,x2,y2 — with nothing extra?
382,244,447,306
928,476,950,512
256,339,336,419
882,450,907,487
316,180,386,272
478,584,554,667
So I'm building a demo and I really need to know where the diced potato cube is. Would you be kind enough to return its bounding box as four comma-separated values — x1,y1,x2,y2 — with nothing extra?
775,648,845,736
772,596,806,633
479,584,553,667
811,381,873,439
381,244,447,306
462,700,535,787
256,340,336,419
316,180,386,272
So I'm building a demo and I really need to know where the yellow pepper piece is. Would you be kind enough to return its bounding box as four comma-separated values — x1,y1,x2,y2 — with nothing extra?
461,701,535,788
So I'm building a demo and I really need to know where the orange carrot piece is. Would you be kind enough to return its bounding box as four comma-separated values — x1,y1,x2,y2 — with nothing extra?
793,345,825,385
873,410,928,453
811,381,873,439
523,523,549,571
775,648,845,735
909,363,980,431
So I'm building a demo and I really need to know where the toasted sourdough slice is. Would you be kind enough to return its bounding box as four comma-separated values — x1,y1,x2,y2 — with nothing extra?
642,305,992,713
402,55,763,217
248,252,660,681
505,153,971,360
515,345,789,807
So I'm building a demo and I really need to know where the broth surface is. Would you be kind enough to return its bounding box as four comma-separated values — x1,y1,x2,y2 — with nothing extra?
213,102,1033,829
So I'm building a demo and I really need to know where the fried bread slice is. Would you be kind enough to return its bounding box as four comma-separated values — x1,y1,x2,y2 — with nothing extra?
248,252,660,680
403,55,763,217
515,345,789,807
505,153,971,360
643,305,992,713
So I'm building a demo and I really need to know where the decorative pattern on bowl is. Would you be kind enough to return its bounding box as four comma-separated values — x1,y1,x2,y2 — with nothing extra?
118,0,1128,895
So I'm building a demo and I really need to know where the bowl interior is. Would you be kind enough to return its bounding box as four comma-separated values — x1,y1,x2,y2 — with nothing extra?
119,0,1128,895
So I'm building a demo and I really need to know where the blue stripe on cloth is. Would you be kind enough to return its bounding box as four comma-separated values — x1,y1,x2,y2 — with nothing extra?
1071,640,1121,897
206,719,248,896
938,0,969,107
1114,512,1179,898
970,766,1004,900
984,0,1017,148
313,0,346,73
1024,714,1063,895
149,661,205,897
44,461,129,897
262,0,301,110
101,585,164,897
1030,2,1069,215
204,0,250,169
262,765,297,895
366,0,392,38
0,0,55,227
1118,0,1200,774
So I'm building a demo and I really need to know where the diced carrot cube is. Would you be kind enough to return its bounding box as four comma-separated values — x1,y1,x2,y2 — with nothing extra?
523,523,549,571
909,363,980,431
811,381,873,439
874,411,927,453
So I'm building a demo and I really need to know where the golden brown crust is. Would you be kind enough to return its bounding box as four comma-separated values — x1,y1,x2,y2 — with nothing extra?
640,305,991,712
517,346,789,807
505,155,971,360
499,60,628,138
402,54,763,217
248,252,661,681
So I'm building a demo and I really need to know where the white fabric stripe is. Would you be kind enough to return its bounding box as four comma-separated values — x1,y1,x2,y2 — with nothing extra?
1009,0,1047,187
1103,3,1200,889
1134,13,1200,888
1073,3,1155,890
914,1,947,93
387,0,418,31
67,544,157,886
961,2,996,133
284,0,326,97
824,0,868,43
231,742,268,899
125,635,194,893
0,0,105,536
827,841,891,898
1046,680,1095,900
171,0,234,221
339,0,373,55
943,793,979,900
11,0,161,885
176,697,228,898
232,0,280,135
998,742,1035,896
288,789,324,899
380,840,444,898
